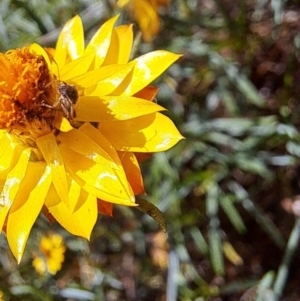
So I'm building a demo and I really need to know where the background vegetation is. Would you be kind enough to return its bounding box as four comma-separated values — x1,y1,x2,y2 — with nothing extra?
1,0,300,300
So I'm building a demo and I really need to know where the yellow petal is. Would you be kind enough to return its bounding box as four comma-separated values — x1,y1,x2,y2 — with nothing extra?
102,24,133,65
132,0,160,42
72,64,132,89
29,43,53,72
85,15,119,68
76,95,165,122
123,51,181,96
116,0,130,7
53,115,74,132
118,151,144,195
68,178,82,212
58,128,121,168
79,123,120,164
59,144,135,206
0,133,14,174
99,112,184,152
47,189,97,239
45,177,90,214
36,133,69,206
114,25,133,63
60,52,95,81
105,96,165,120
78,124,137,205
44,184,61,208
54,15,84,67
0,148,31,231
32,257,47,275
75,96,106,123
87,64,134,96
7,162,52,262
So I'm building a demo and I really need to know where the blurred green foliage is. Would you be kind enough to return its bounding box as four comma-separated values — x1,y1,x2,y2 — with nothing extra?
1,0,300,300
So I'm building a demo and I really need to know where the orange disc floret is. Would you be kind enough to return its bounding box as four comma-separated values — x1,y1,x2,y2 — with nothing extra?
0,47,54,129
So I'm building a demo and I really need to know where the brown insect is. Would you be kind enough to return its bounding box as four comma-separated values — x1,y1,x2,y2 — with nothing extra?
57,82,78,120
42,82,78,120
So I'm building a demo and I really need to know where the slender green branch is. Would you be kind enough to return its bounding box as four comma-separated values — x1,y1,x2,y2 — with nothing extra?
273,217,300,300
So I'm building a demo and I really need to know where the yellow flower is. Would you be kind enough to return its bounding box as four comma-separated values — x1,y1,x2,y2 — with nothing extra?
0,15,183,262
117,0,169,42
32,233,66,275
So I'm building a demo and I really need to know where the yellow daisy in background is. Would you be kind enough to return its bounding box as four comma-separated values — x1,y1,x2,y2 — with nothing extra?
116,0,169,42
32,233,66,275
0,15,182,262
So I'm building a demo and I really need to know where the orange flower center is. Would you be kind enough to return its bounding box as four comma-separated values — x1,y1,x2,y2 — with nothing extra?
0,46,55,129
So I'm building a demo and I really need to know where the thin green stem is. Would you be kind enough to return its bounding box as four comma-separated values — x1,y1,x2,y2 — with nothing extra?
273,217,300,300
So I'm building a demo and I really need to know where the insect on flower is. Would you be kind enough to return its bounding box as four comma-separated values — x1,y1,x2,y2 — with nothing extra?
57,82,79,120
41,81,78,121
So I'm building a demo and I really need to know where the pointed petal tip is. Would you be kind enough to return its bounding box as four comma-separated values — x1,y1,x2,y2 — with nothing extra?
17,255,22,264
174,53,183,59
179,134,186,140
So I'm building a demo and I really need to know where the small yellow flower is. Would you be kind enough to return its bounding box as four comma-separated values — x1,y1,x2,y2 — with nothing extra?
117,0,169,42
32,233,66,275
0,15,183,262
